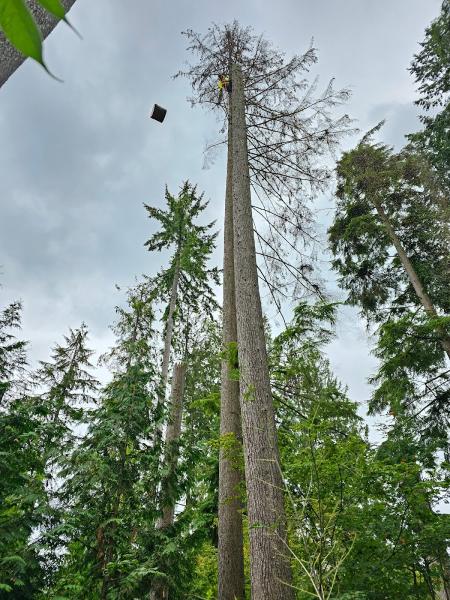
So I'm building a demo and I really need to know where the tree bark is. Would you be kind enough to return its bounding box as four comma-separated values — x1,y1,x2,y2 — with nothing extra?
436,556,450,600
151,362,187,600
373,199,450,359
230,63,294,600
157,362,186,530
0,0,77,88
218,109,245,600
154,257,181,446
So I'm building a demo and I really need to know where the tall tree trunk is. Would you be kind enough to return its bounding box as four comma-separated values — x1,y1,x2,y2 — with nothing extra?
373,199,450,359
151,362,187,600
154,257,181,446
230,63,294,600
0,0,77,88
218,108,245,600
157,362,186,529
437,557,450,600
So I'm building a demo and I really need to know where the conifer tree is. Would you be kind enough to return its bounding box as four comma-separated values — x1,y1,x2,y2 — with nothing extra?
409,0,450,188
149,316,223,600
146,183,219,600
144,181,219,447
0,300,27,402
34,324,98,454
0,300,46,597
49,280,160,599
329,137,450,433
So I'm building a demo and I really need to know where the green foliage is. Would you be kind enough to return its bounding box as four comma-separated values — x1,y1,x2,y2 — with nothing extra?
329,139,449,434
273,301,449,599
329,141,448,318
145,181,220,329
1,289,448,599
0,301,45,597
0,0,71,79
0,0,45,66
0,301,27,402
410,0,450,110
101,279,158,372
409,0,450,186
34,324,98,446
47,288,160,599
223,341,239,380
36,0,68,21
370,312,449,422
166,319,222,598
186,541,218,600
0,398,47,597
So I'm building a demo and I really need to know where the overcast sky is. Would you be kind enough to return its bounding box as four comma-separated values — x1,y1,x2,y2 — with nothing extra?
0,0,442,438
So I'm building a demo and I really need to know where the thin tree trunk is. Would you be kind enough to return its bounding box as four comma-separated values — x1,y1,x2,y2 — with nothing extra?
150,252,182,599
157,362,186,529
424,558,437,599
373,199,450,359
154,257,181,446
100,444,126,600
424,497,450,600
437,557,450,600
0,0,77,88
218,107,245,600
230,62,294,600
151,362,187,600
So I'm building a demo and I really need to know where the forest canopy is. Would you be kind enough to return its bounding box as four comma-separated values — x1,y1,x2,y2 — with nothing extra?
0,2,448,599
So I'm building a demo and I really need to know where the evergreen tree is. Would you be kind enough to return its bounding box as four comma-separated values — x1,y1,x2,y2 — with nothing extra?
329,137,450,434
34,324,98,461
144,181,219,448
0,300,46,598
150,316,223,600
48,281,160,599
145,182,219,600
0,300,27,403
409,0,450,188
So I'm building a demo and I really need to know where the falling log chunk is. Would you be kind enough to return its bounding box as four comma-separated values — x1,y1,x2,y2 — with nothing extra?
150,104,167,123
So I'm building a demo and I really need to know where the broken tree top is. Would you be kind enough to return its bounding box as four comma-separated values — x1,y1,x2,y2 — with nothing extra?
150,104,167,123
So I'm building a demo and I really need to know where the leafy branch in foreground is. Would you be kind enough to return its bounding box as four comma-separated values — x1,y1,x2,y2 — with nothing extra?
0,0,78,83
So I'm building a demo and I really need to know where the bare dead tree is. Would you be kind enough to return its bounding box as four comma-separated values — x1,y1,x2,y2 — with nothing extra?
176,21,353,308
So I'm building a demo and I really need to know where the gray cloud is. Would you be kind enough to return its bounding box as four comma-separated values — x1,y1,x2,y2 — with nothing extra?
0,0,441,407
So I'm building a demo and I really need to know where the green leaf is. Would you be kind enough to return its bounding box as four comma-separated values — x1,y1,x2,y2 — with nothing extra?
36,0,82,38
0,0,43,62
0,0,60,79
36,0,66,19
1,554,27,568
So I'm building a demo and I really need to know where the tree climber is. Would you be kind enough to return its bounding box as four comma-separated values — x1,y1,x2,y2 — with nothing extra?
217,73,232,104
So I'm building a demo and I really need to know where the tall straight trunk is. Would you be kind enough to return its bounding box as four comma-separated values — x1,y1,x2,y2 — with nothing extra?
230,63,294,600
218,109,245,600
154,257,181,445
424,497,450,600
150,362,186,600
157,362,186,529
436,555,450,600
373,199,450,359
0,0,77,88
